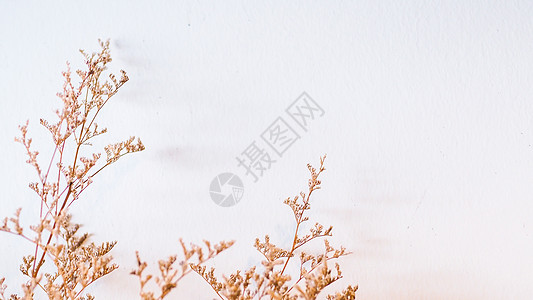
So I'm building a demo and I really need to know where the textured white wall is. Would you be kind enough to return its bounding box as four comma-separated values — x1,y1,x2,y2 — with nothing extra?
1,1,532,299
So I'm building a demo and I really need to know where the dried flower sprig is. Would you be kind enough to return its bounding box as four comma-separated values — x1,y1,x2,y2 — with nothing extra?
131,239,235,300
0,39,144,300
190,156,358,299
0,278,7,300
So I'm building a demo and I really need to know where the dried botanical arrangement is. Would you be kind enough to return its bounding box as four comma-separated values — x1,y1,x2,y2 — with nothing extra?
189,156,358,300
0,41,357,300
0,39,145,300
131,239,235,300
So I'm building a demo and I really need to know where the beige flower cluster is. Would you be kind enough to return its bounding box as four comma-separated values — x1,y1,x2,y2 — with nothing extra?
1,41,356,300
1,40,143,300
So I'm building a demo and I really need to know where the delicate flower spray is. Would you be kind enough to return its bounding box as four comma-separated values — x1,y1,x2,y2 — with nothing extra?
1,41,357,300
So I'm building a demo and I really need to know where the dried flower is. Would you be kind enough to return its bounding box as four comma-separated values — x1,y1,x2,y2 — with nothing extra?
190,156,358,299
132,240,235,300
1,39,143,300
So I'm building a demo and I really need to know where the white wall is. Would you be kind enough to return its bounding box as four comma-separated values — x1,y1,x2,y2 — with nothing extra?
1,1,532,299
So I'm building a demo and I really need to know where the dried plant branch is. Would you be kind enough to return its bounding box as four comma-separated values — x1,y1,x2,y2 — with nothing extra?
280,156,326,275
1,39,144,299
132,239,234,300
0,278,7,300
191,156,358,300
